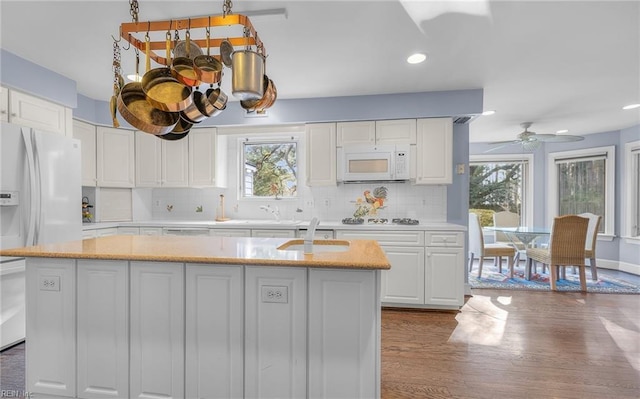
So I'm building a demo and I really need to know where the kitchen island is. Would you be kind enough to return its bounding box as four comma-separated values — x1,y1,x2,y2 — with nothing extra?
1,235,390,399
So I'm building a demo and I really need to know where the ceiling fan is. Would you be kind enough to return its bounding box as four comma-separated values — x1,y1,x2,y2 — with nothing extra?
487,122,584,151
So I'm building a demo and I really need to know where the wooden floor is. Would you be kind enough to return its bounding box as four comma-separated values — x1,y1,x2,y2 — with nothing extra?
2,289,639,399
382,289,640,399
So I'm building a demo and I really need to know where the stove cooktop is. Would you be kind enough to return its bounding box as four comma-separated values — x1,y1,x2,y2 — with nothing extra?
341,218,419,225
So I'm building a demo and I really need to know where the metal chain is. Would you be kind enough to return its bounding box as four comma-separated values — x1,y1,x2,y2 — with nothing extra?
129,0,139,23
223,0,233,17
112,40,121,88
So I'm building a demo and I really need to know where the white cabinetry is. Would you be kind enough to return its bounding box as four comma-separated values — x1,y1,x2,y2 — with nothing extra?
245,266,307,398
209,228,251,237
77,260,128,399
130,261,184,399
415,118,453,184
337,119,416,146
0,86,9,122
185,264,243,399
424,231,464,307
8,89,72,136
189,128,227,188
117,227,139,235
73,120,97,186
305,123,337,186
251,229,296,238
136,131,189,187
95,227,119,237
25,258,76,398
139,227,163,236
97,127,135,188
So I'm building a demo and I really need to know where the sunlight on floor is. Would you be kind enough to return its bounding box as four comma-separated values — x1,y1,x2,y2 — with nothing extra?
599,316,640,373
448,294,508,346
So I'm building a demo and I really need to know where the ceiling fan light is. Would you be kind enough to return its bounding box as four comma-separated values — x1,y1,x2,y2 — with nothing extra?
407,53,427,64
521,140,541,151
556,129,569,134
622,103,640,110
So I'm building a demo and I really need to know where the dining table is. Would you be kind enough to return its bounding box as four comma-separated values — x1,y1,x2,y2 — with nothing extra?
484,226,551,280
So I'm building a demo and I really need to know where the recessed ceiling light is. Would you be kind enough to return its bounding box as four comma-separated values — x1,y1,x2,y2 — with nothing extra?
622,103,640,110
126,74,142,82
481,110,496,116
556,129,569,134
407,53,427,64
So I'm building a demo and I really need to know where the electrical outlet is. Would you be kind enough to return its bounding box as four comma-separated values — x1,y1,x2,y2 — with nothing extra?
323,198,330,207
39,275,60,291
456,163,465,174
261,285,288,303
155,200,160,207
305,199,314,208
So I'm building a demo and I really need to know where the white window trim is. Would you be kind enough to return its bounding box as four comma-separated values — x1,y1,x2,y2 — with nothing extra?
470,153,534,227
547,145,615,237
623,140,640,245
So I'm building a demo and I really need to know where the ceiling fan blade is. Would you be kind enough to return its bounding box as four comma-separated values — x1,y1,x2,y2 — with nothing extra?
484,142,516,153
487,139,521,145
528,134,557,142
538,134,585,143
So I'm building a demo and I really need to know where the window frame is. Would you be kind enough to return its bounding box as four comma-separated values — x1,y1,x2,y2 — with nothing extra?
469,153,534,227
624,140,640,244
547,145,615,239
237,135,300,201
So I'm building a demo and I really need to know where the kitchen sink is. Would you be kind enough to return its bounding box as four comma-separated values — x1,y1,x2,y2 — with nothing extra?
277,239,350,253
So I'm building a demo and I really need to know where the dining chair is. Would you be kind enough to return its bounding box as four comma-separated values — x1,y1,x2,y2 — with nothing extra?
468,213,516,278
526,215,589,291
563,213,602,281
493,211,525,263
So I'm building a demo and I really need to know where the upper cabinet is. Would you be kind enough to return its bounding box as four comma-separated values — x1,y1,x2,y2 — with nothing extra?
336,119,416,146
415,118,453,185
189,128,227,188
306,123,337,186
0,87,8,123
6,89,72,136
136,131,189,188
97,126,135,188
73,120,97,186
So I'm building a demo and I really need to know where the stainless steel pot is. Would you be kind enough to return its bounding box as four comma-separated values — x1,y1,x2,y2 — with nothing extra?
231,50,265,100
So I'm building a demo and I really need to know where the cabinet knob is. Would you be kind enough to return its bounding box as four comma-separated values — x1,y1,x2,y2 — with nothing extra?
11,113,17,117
0,110,6,114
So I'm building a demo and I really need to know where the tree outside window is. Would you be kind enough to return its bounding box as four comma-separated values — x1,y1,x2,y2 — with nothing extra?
243,142,297,198
469,162,523,226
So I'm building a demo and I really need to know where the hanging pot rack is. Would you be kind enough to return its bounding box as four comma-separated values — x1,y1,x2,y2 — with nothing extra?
119,13,266,66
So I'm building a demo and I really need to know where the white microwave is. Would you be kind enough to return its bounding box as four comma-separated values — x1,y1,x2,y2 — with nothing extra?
337,144,410,182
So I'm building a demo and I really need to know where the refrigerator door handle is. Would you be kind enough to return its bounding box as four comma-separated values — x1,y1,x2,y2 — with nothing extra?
32,131,43,245
21,128,37,246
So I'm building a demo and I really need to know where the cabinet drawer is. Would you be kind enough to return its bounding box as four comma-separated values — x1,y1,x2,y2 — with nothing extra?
209,229,251,237
251,229,296,238
335,230,424,246
139,227,163,236
425,231,463,247
117,227,139,235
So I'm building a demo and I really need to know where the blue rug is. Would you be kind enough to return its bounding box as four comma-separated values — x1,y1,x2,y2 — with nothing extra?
469,262,640,294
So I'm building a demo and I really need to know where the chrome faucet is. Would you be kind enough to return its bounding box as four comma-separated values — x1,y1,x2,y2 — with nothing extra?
304,217,319,254
259,205,280,221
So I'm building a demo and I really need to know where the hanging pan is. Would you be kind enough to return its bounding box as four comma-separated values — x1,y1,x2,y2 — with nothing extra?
193,25,223,85
171,28,202,87
141,32,192,112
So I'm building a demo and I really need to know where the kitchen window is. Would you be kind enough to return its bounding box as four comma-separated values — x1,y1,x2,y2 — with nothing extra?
242,140,298,198
548,146,615,237
624,140,640,240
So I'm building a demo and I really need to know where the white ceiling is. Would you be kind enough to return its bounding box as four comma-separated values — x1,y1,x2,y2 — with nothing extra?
1,0,638,143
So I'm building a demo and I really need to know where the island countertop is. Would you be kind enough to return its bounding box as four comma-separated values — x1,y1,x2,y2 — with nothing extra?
0,235,391,270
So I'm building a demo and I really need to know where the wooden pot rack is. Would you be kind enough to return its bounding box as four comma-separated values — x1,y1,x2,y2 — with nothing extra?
119,14,265,66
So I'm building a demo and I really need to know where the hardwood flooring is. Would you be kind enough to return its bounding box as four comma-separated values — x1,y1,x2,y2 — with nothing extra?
2,289,639,399
382,289,640,399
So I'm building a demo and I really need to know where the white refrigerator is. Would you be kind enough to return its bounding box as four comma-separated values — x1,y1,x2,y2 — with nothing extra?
0,121,81,349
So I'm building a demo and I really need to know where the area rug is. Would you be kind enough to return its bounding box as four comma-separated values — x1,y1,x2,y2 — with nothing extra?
469,263,640,294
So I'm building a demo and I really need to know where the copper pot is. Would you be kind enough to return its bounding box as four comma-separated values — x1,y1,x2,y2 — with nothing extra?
117,82,179,135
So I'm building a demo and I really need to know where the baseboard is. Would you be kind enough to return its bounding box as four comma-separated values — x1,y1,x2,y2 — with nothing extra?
597,259,640,276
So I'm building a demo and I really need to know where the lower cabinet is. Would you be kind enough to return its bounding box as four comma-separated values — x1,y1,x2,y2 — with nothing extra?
250,229,296,238
425,247,464,307
380,246,426,305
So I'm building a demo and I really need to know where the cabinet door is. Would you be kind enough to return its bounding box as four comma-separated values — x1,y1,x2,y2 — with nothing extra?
375,119,417,144
162,138,189,187
9,90,70,136
251,229,296,238
73,120,97,186
424,247,464,307
415,118,453,184
1,86,9,122
380,246,425,304
130,262,184,399
245,266,307,399
185,264,243,399
308,269,379,399
209,228,251,237
95,227,118,237
25,258,76,398
97,127,135,187
305,123,337,186
77,260,128,399
336,121,375,146
189,128,227,187
135,130,161,187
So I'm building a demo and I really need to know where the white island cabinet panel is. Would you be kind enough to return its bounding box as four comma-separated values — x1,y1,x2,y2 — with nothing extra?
25,258,76,398
245,266,307,399
130,261,184,399
308,269,380,399
77,260,128,399
185,264,243,399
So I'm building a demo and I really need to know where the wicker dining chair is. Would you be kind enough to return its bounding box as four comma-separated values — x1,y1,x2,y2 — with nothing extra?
468,213,516,278
493,211,525,263
526,215,589,291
